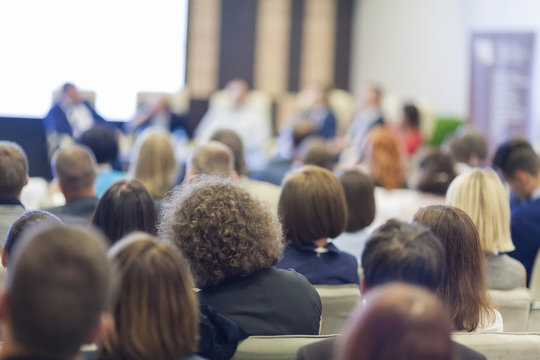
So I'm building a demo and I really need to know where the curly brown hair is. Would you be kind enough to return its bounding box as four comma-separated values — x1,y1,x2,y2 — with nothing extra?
158,176,284,288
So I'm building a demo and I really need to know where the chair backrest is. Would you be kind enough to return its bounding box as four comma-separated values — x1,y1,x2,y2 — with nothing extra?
314,284,361,335
452,332,540,360
489,288,531,332
529,250,540,302
232,335,337,360
136,86,190,115
52,90,96,108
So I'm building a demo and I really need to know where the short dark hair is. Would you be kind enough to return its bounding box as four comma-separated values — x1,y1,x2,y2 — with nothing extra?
5,210,63,254
492,137,540,177
297,137,334,170
79,126,119,165
52,145,97,193
403,104,420,128
92,180,157,245
416,150,457,195
279,165,347,246
361,220,445,291
0,141,28,200
337,170,375,232
448,131,487,164
210,129,245,175
7,225,110,359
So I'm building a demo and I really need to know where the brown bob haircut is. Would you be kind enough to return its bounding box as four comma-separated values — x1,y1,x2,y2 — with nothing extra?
159,176,283,288
279,165,348,246
413,205,495,332
337,170,375,232
100,233,199,360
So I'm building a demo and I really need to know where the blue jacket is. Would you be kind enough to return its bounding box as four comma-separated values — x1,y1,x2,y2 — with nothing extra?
43,101,106,137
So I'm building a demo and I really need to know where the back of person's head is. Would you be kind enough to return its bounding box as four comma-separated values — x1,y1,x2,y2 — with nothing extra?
189,141,235,178
4,224,111,359
338,283,454,360
296,137,334,170
292,120,317,149
92,180,157,245
130,128,177,199
361,220,444,291
492,137,539,178
0,141,28,200
210,129,246,175
337,170,375,232
416,150,457,195
53,144,97,195
413,205,493,331
79,126,119,165
363,126,405,189
100,233,199,360
447,130,487,165
159,175,283,288
4,210,63,266
402,103,420,129
279,165,347,246
446,169,514,253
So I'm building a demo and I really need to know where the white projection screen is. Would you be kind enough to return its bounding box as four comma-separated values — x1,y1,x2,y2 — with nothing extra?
0,0,188,120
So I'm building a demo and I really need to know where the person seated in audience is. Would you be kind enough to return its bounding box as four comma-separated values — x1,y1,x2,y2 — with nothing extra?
297,220,486,360
79,126,125,197
44,145,99,223
416,150,457,196
99,233,201,360
445,127,487,175
0,224,112,360
275,165,359,285
43,82,106,142
194,78,272,171
331,170,375,263
413,205,503,332
0,141,28,241
446,169,526,290
295,137,335,171
395,103,423,155
210,129,281,213
186,141,237,182
492,138,540,284
338,283,454,360
92,180,157,245
3,210,62,268
159,176,321,336
128,128,178,200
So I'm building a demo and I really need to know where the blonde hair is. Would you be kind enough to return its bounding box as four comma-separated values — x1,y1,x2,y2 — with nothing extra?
446,168,514,253
129,129,177,199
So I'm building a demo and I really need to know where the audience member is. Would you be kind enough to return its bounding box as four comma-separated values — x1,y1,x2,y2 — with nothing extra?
276,166,358,285
331,170,375,263
416,150,457,196
187,141,236,181
129,128,177,200
99,233,200,360
43,82,106,140
297,220,486,360
447,169,526,289
337,283,454,360
44,145,99,223
159,176,321,335
396,103,423,155
92,180,157,245
3,210,62,268
295,137,334,170
79,126,125,197
446,128,487,174
0,141,28,242
0,225,112,360
210,129,281,213
492,137,540,283
413,205,503,332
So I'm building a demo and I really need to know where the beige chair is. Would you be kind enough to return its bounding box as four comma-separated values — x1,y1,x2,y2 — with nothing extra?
527,251,540,331
489,288,531,331
136,86,190,115
453,332,540,360
52,89,96,108
232,335,336,360
314,284,361,335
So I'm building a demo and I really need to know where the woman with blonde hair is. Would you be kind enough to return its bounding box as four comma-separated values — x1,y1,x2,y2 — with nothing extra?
413,205,503,332
99,233,201,360
446,168,525,289
129,128,177,199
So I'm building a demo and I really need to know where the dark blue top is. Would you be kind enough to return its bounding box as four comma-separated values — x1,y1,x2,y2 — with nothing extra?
276,242,360,285
43,101,106,137
509,198,540,286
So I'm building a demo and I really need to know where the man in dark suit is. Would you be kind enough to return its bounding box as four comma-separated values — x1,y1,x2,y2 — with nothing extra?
297,220,487,360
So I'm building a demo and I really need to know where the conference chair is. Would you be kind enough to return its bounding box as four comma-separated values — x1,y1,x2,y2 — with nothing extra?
314,284,361,335
488,288,531,332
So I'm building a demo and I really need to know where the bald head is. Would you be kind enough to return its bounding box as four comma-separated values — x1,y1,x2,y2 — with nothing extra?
53,145,97,199
189,141,235,179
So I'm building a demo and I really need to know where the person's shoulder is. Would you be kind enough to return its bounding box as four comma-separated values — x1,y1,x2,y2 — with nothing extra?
266,267,316,288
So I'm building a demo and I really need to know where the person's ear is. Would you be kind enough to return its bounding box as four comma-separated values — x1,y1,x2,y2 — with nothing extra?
360,276,368,294
514,170,530,186
2,246,8,268
0,288,9,322
185,169,195,184
85,313,114,345
231,170,238,181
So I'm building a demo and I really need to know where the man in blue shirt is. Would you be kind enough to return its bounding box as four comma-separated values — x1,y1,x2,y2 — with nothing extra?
493,138,540,284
